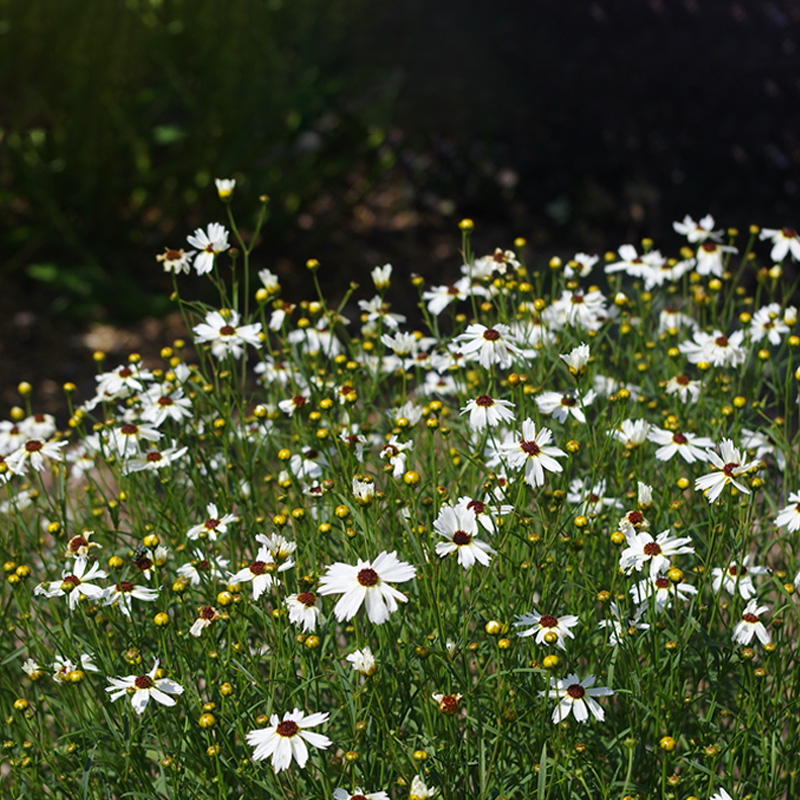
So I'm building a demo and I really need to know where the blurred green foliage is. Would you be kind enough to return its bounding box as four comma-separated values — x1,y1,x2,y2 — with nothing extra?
0,0,395,318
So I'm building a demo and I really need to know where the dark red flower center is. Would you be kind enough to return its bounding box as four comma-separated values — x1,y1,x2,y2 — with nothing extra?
249,561,267,575
69,536,88,551
165,249,182,260
205,518,221,529
452,530,472,545
118,367,132,378
520,440,541,456
197,560,210,571
722,462,739,477
467,500,485,514
672,432,688,445
539,615,559,628
781,227,797,238
25,440,43,452
62,575,81,587
297,592,316,607
293,395,307,407
219,325,236,336
655,577,670,589
357,568,379,587
571,294,585,304
135,557,153,571
628,510,645,525
276,720,299,737
483,328,501,341
742,612,759,624
134,675,154,689
567,684,585,699
34,414,46,423
701,242,718,252
120,424,138,435
560,396,577,407
676,374,689,385
200,606,216,620
728,565,746,576
158,396,174,406
117,581,134,593
146,452,163,462
475,395,494,407
714,336,729,347
643,542,662,556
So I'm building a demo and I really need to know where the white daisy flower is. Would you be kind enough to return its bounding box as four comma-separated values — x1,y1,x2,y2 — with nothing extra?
559,342,591,375
647,427,714,463
759,226,800,261
186,222,230,275
513,610,579,649
334,788,389,800
460,394,516,431
186,503,239,542
246,708,331,772
285,591,321,633
776,491,800,532
498,418,566,488
630,574,697,610
535,389,595,424
619,529,694,577
694,439,760,503
732,600,770,646
433,505,496,569
541,673,613,723
672,213,722,243
5,438,67,475
34,557,107,610
318,551,415,625
346,646,377,676
193,309,262,360
214,178,236,199
453,323,523,370
664,374,702,404
695,241,737,276
710,555,769,600
105,659,183,715
103,580,159,617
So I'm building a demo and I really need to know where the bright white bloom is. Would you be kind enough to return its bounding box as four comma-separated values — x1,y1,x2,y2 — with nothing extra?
246,708,331,772
19,413,56,440
53,653,99,683
665,374,702,404
5,438,67,475
334,788,389,800
371,263,392,290
255,533,297,573
35,557,107,610
678,329,747,367
318,551,415,625
189,605,221,637
186,222,230,275
543,289,609,330
694,439,760,503
106,659,183,716
139,384,193,427
156,247,195,274
608,419,651,448
258,267,280,293
564,252,598,278
359,295,406,331
186,503,239,542
453,323,523,369
673,214,722,243
711,555,769,600
193,309,262,360
103,580,159,617
121,443,188,475
619,529,695,577
566,478,622,516
422,277,473,316
732,600,770,646
513,610,579,649
214,178,235,199
759,226,800,261
541,673,613,723
106,422,162,459
92,362,153,402
559,342,590,375
176,550,230,586
638,481,653,510
695,241,737,276
535,389,595,423
380,436,413,479
604,243,664,278
433,505,496,569
346,646,377,676
640,256,695,290
647,427,714,463
454,495,513,535
228,545,278,600
498,418,566,488
352,476,376,505
285,591,321,632
410,775,437,800
22,659,43,679
658,308,698,335
776,491,800,531
630,574,697,609
749,302,789,345
460,394,516,430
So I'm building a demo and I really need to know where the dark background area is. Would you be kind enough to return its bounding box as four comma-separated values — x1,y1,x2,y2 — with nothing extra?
2,0,799,411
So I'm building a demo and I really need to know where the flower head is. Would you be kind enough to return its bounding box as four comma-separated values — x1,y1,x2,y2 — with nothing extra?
433,505,496,569
246,708,331,772
106,659,183,716
513,610,579,649
498,419,566,488
187,222,230,275
694,439,760,503
541,673,613,723
732,600,770,646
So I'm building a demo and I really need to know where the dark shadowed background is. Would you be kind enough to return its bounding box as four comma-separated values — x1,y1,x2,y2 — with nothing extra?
2,0,799,411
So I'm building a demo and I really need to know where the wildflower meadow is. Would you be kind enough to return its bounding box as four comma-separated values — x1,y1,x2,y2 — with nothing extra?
3,183,800,800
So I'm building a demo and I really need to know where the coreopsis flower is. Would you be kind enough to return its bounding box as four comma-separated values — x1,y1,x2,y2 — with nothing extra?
740,427,785,471
65,530,102,559
5,438,67,475
597,602,650,645
543,289,609,330
566,478,622,516
380,436,412,479
122,443,188,475
0,420,27,456
409,775,437,800
246,708,331,772
604,243,664,278
187,222,230,275
672,213,722,243
647,427,714,463
453,323,523,370
608,419,651,448
432,692,462,715
390,400,425,428
658,308,698,335
93,362,153,400
422,278,472,316
285,592,321,632
156,247,195,274
711,556,769,600
618,508,649,535
732,600,770,646
694,439,760,503
433,505,496,569
289,446,328,480
106,422,162,459
637,481,653,510
371,262,393,290
186,503,239,542
513,610,579,649
499,418,566,488
103,581,159,617
630,574,697,610
346,646,377,676
176,550,230,586
535,389,596,424
564,252,598,278
359,295,407,331
749,302,789,345
695,241,737,276
255,533,297,572
193,309,262,360
619,529,694,577
470,247,520,276
35,557,107,610
53,653,99,683
665,374,702,404
460,394,516,431
776,491,800,531
678,329,747,368
190,605,221,637
454,495,513,535
19,413,57,440
139,384,193,427
22,659,44,680
214,178,236,199
258,267,280,294
640,256,695,291
228,545,278,600
334,787,389,800
560,342,591,375
106,659,183,715
759,226,800,261
318,551,415,625
541,673,614,724
352,476,375,506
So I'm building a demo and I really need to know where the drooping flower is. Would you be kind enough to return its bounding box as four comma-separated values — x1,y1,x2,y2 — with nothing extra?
759,226,800,262
285,592,321,633
732,600,770,646
105,659,183,715
34,557,107,610
346,646,377,676
460,395,516,431
246,708,331,772
318,551,415,625
541,673,613,723
630,573,697,610
775,491,800,532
